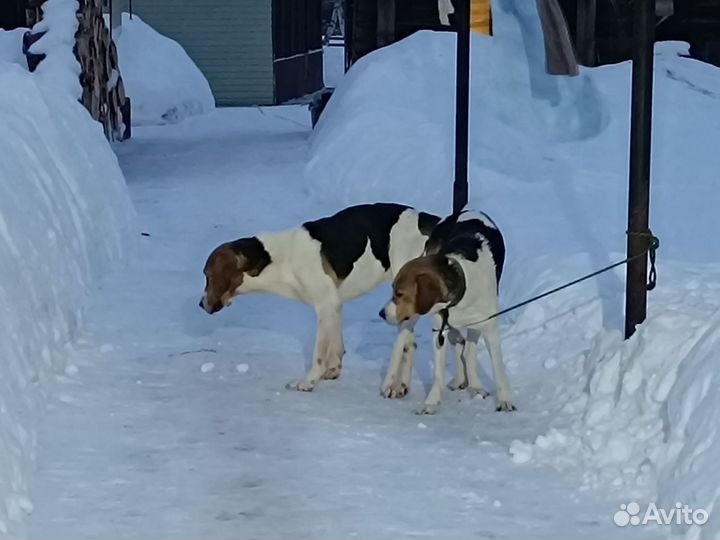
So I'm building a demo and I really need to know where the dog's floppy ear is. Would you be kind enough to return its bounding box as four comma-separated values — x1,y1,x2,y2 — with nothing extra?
230,238,271,277
215,245,248,275
415,272,444,314
215,247,244,272
234,251,247,271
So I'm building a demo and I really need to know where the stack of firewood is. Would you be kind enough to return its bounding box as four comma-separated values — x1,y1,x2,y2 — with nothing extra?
23,0,130,140
75,0,129,140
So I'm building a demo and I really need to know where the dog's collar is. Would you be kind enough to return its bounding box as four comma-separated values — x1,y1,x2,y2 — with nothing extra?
435,256,466,347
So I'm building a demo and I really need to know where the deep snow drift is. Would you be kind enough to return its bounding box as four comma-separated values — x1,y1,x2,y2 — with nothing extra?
0,12,135,538
310,6,720,538
111,13,215,125
309,6,606,210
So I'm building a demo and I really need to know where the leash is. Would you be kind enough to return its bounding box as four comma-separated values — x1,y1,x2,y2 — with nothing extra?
434,231,659,346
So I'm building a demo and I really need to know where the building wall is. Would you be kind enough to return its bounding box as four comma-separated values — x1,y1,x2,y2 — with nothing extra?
557,0,720,67
131,0,274,106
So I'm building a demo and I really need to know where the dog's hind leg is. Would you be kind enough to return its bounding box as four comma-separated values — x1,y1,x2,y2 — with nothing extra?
323,308,345,380
462,329,490,398
382,319,415,398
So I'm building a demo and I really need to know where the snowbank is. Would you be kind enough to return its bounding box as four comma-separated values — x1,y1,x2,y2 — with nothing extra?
509,263,720,537
0,59,135,535
503,45,720,539
111,13,215,125
0,29,26,67
307,0,720,535
308,2,606,210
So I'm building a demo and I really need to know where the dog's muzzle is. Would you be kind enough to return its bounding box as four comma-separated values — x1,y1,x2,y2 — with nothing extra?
199,297,221,314
379,302,400,325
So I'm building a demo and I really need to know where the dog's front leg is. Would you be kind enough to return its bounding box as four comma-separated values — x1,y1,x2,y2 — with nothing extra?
417,316,447,415
286,303,341,391
398,328,417,394
477,320,515,411
381,320,416,398
446,329,468,391
462,329,490,398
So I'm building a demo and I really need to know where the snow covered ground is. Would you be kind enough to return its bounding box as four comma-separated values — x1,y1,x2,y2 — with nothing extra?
25,106,652,540
22,4,720,540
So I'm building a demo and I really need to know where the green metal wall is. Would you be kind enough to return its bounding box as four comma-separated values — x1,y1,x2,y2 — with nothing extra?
131,0,274,106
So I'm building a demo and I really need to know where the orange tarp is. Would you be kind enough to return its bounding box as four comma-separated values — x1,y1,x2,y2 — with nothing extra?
472,0,492,35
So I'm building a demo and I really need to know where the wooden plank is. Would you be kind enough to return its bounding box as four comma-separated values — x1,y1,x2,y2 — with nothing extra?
537,0,579,75
471,0,491,35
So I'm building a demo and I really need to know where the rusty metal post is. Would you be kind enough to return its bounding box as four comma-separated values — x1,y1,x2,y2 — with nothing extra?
624,0,655,339
453,0,470,213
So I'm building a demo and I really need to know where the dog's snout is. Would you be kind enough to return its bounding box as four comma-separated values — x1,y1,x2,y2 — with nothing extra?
379,308,386,320
199,297,217,314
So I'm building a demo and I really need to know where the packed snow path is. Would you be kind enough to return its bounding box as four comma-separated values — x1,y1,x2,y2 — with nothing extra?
28,107,651,539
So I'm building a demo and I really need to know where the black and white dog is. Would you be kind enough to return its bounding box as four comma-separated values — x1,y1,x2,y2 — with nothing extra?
380,210,514,414
200,203,440,392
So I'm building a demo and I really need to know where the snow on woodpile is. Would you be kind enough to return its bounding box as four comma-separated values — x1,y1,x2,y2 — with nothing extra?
0,61,135,538
27,0,82,98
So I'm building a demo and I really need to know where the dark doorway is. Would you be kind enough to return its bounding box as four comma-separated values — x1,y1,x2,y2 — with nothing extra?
0,0,29,30
272,0,324,103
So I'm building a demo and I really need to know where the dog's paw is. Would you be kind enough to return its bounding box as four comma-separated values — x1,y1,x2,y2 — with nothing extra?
468,386,490,399
381,382,409,399
496,400,516,412
286,378,316,392
447,377,468,391
322,366,342,380
416,403,440,415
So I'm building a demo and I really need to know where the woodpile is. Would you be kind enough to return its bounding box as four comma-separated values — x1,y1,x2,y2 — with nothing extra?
23,0,130,140
75,0,129,140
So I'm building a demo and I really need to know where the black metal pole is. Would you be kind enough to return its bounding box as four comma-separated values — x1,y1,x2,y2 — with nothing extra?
453,0,470,214
624,0,655,339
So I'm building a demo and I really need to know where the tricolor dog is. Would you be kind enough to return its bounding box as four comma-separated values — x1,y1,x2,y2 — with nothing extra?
380,210,514,414
199,203,440,392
